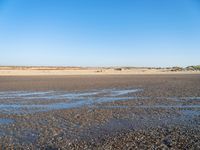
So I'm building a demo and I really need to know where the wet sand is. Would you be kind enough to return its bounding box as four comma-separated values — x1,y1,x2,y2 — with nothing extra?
0,75,199,149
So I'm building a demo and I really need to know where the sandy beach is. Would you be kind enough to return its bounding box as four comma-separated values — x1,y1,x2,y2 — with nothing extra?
1,0,200,149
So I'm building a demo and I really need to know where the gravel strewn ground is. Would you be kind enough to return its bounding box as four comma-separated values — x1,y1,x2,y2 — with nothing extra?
0,75,199,149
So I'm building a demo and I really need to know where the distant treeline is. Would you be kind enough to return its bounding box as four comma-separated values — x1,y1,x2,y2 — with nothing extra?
113,66,200,72
168,65,200,71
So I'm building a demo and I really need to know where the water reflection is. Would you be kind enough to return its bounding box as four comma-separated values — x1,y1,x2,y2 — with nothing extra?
0,88,199,115
0,118,14,124
0,88,141,114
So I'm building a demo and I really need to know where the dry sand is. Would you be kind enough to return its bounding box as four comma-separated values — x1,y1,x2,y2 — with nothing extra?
0,66,199,76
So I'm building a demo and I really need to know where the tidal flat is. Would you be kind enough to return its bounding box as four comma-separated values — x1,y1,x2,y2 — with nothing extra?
0,75,199,149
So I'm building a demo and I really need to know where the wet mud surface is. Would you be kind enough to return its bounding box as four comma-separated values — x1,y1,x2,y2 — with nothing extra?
0,75,199,149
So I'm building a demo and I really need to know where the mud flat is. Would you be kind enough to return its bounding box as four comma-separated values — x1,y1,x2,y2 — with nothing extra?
0,75,199,149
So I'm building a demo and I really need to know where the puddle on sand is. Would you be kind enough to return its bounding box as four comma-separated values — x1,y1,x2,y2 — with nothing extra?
180,109,200,116
0,88,200,114
136,105,200,109
0,118,14,124
0,88,142,114
0,89,140,100
97,105,200,109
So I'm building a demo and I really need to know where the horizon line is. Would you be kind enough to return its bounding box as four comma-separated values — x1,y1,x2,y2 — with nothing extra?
0,65,199,68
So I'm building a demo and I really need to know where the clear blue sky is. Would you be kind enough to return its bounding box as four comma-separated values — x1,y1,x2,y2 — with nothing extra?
0,0,200,67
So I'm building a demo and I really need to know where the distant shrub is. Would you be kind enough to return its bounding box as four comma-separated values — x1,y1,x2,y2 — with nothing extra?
186,65,200,70
171,67,183,71
124,67,131,70
96,70,103,72
156,67,162,69
115,68,122,71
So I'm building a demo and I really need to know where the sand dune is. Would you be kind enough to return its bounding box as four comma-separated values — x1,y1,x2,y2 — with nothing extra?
0,66,199,76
